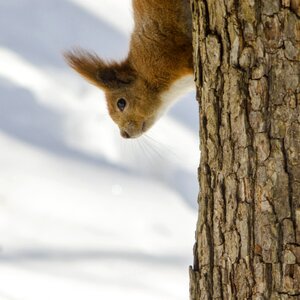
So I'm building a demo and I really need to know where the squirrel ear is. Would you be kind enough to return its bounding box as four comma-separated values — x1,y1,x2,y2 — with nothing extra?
64,50,135,90
96,66,135,88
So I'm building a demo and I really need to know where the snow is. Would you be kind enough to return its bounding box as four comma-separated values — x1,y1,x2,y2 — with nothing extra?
0,1,199,299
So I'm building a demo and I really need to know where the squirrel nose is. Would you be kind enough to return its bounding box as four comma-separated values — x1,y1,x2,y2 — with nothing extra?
120,121,144,139
121,130,131,139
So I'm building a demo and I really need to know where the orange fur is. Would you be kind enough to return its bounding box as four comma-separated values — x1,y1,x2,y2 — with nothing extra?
65,0,193,138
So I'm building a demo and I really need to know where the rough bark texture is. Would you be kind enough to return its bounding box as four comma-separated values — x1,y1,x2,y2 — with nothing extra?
190,0,300,299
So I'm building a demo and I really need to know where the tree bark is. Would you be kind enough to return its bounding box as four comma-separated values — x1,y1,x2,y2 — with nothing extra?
189,0,300,299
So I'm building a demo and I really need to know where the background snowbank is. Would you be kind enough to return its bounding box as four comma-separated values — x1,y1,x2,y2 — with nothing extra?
0,1,199,299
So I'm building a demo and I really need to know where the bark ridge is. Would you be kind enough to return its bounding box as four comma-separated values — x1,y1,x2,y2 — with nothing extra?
190,0,300,298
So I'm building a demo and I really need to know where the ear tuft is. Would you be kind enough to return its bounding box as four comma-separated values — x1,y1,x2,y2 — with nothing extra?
64,49,136,90
64,49,105,87
96,69,117,85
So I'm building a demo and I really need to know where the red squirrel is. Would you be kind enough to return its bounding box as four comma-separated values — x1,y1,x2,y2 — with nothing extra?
65,0,193,139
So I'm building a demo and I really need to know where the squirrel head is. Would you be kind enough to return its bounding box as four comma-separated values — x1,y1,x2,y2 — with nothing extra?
65,50,160,138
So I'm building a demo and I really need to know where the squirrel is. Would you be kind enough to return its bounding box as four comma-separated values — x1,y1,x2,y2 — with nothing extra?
65,0,194,139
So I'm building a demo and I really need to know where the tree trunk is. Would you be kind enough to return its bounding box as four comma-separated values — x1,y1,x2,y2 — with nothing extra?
189,0,300,299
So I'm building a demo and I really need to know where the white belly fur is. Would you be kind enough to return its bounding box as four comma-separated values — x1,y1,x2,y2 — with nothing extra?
159,74,195,115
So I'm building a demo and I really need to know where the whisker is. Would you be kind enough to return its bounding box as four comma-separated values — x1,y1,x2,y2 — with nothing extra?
138,137,155,165
130,138,137,164
135,139,144,166
141,137,166,161
144,134,179,161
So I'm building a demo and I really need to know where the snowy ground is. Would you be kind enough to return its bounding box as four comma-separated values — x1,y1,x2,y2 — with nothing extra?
0,1,199,299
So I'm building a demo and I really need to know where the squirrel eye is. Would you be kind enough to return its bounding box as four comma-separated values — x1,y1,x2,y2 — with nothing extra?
117,98,127,112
